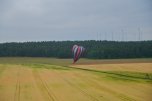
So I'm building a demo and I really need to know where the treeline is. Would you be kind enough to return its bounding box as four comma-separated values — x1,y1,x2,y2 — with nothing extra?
0,40,152,59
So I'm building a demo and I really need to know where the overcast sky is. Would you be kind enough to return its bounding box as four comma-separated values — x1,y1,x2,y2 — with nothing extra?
0,0,152,43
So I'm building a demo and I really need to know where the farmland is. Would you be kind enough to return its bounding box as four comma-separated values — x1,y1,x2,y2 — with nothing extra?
0,57,152,101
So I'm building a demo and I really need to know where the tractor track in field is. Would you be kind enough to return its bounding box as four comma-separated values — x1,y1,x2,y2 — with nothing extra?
32,69,58,101
54,68,135,101
72,72,136,101
14,67,21,101
55,70,100,101
63,78,100,101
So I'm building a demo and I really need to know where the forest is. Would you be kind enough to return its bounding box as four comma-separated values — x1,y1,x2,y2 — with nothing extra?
0,40,152,59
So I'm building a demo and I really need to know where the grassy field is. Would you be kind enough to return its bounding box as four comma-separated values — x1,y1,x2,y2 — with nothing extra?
0,57,152,101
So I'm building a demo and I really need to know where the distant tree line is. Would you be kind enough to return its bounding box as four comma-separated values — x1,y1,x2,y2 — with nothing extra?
0,40,152,59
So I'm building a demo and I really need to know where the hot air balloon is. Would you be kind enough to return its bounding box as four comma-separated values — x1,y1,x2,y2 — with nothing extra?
72,45,85,63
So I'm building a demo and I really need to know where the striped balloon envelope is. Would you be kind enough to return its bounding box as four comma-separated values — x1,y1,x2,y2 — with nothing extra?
72,45,85,63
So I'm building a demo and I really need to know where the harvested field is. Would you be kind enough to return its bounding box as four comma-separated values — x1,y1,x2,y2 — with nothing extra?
0,58,152,101
71,63,152,73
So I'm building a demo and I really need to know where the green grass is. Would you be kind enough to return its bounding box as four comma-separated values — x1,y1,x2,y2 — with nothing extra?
0,57,72,66
0,57,152,66
63,66,152,83
23,64,70,70
105,72,152,83
0,57,152,83
21,63,152,83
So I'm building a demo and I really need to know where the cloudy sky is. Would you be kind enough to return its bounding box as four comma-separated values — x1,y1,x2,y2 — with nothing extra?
0,0,152,42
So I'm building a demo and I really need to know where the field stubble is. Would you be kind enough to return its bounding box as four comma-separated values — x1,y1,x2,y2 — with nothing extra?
0,58,152,101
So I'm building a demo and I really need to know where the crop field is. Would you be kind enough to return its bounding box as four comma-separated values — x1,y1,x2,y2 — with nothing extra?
0,57,152,101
